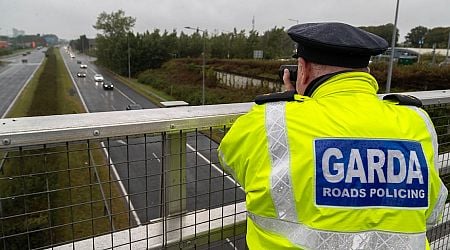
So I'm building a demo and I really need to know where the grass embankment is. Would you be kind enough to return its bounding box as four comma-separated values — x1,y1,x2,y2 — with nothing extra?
135,58,450,106
1,47,130,249
136,59,278,105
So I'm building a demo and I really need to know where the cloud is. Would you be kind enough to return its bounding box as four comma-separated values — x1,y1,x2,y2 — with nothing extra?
0,0,448,41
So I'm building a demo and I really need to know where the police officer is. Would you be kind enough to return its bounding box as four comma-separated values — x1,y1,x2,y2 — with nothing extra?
218,22,447,249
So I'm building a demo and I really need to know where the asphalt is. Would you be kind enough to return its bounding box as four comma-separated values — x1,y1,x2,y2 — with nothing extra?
60,48,245,227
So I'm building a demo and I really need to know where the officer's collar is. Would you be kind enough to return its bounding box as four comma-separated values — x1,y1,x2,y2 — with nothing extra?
303,70,354,97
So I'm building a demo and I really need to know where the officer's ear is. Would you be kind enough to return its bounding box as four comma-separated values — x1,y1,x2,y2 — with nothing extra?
297,58,310,94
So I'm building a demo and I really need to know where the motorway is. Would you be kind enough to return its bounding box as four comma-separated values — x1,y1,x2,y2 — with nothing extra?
0,47,245,248
0,49,46,118
59,48,245,230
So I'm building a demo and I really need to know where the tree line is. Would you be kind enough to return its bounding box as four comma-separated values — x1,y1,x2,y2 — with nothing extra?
69,10,449,77
405,26,450,48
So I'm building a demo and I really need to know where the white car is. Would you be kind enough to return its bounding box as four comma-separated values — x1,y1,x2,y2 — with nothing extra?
94,74,104,82
80,64,87,69
77,72,86,77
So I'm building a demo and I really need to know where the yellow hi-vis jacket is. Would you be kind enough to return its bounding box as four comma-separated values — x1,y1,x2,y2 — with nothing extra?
218,71,447,250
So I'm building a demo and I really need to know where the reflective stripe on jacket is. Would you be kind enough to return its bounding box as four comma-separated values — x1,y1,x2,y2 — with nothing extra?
218,71,447,249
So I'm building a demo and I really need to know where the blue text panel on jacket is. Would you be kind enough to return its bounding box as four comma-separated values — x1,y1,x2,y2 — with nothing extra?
314,139,428,208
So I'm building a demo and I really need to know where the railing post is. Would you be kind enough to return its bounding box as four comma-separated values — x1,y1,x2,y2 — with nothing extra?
161,101,189,216
164,131,187,216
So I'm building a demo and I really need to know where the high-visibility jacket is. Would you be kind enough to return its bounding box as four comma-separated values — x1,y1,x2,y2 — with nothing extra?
218,71,447,249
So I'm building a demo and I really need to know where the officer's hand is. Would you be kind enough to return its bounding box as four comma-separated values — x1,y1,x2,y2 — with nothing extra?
283,68,295,91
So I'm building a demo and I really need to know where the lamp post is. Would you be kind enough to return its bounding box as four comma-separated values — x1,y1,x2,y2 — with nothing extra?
446,31,450,59
386,0,400,93
127,31,132,79
184,26,206,105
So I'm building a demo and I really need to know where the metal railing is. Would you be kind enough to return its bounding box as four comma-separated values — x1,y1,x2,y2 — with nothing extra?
0,90,449,250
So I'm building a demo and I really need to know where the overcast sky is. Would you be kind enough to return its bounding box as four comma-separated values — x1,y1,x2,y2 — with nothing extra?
1,0,448,41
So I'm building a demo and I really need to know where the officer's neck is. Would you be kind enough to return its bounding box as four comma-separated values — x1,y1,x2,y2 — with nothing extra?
303,70,354,97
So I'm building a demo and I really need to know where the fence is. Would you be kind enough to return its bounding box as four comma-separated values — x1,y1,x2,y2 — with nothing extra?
0,90,449,249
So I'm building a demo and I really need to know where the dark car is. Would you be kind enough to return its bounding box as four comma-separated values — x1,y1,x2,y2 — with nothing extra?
77,72,86,77
21,59,28,63
126,104,142,110
102,81,114,90
77,60,82,64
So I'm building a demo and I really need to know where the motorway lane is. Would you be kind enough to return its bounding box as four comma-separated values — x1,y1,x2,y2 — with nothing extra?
0,49,46,117
106,132,244,222
62,52,156,112
61,49,244,228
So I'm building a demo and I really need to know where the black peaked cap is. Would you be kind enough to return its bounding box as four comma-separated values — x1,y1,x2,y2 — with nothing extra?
287,22,389,68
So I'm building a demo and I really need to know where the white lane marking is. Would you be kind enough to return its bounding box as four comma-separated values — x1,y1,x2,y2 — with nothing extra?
101,142,142,226
61,49,89,111
2,56,44,118
61,49,141,226
226,238,238,250
114,87,137,104
152,153,161,163
185,143,241,188
116,140,127,145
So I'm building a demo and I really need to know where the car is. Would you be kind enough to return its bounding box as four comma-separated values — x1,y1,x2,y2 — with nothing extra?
70,54,75,58
126,104,142,110
77,72,86,77
80,64,87,69
21,59,28,63
94,74,104,82
22,53,27,56
77,60,82,64
102,81,114,90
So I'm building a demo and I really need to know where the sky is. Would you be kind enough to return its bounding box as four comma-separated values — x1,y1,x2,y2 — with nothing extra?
0,0,448,42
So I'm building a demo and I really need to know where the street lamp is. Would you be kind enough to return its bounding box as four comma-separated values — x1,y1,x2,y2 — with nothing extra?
446,31,450,59
184,26,206,105
127,31,132,79
386,0,400,93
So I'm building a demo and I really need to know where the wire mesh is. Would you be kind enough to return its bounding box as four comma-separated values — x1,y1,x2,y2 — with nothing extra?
0,100,448,249
0,128,246,249
427,102,450,250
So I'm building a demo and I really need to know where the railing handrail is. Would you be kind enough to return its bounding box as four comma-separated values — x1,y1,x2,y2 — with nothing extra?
0,89,449,148
0,103,253,148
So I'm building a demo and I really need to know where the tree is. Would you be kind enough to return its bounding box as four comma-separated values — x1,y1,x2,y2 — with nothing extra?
210,33,230,58
93,10,136,38
93,10,136,72
405,26,428,47
259,27,292,59
424,27,450,48
359,24,399,46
